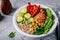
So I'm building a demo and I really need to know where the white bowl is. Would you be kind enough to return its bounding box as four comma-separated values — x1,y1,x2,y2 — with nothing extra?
13,3,58,38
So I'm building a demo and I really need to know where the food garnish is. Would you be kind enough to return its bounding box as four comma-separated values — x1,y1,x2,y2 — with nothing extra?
9,32,15,38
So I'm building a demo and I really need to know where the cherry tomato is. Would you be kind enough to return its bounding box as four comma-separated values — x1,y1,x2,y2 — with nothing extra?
27,2,40,17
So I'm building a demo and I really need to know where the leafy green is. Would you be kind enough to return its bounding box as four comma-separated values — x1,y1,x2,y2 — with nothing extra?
44,8,54,20
34,28,44,35
9,32,15,38
34,24,44,35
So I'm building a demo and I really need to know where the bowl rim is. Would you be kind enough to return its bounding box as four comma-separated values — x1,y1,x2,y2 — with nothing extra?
13,3,58,38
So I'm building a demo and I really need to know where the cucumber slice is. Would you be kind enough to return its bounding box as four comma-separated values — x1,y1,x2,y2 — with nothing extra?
21,7,27,13
28,18,34,24
24,13,31,19
16,16,23,23
17,12,24,17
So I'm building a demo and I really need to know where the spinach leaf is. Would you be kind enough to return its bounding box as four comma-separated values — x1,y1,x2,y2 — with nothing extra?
9,32,15,38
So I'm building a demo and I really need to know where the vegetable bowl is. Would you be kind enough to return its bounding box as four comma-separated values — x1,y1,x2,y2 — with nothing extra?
13,3,58,38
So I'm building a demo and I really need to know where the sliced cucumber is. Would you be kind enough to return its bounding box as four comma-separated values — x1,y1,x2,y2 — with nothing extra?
17,12,24,17
16,16,23,23
24,13,31,19
21,7,27,13
28,18,34,24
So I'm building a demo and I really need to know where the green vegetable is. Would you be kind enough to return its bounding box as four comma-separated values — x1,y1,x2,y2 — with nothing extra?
27,18,34,24
44,17,50,27
44,18,53,34
21,7,27,13
17,12,25,17
24,13,31,19
22,18,26,23
34,27,44,35
27,20,32,24
34,31,43,35
45,8,53,19
43,8,54,34
16,16,23,23
9,32,15,38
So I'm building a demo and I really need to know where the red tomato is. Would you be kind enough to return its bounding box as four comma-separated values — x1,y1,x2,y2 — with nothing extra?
27,2,40,17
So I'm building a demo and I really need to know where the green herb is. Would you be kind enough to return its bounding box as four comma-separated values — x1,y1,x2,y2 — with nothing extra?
9,32,15,38
34,28,44,35
34,24,44,35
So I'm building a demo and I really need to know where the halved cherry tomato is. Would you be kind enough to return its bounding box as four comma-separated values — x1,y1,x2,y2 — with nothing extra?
27,2,40,17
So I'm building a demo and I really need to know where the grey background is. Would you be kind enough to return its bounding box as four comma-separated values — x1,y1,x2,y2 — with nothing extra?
0,0,60,40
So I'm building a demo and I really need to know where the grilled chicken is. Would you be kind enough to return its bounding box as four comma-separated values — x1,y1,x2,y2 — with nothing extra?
34,8,47,27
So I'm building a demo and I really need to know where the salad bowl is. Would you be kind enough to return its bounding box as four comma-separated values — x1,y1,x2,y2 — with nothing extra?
13,3,58,38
